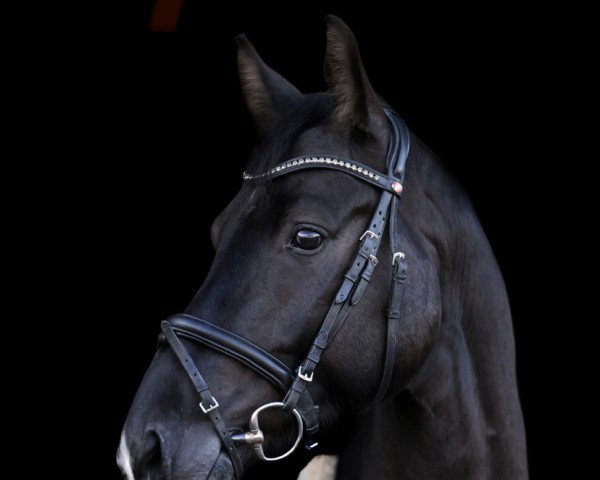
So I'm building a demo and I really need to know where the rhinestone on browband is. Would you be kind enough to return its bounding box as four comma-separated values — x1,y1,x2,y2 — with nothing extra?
242,157,381,182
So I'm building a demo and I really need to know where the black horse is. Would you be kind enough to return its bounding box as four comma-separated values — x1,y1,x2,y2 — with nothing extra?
119,16,527,480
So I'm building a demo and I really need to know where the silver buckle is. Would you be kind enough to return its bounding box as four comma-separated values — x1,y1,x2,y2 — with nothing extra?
360,230,378,241
199,397,219,413
298,366,314,382
392,252,405,265
369,255,379,266
232,402,304,462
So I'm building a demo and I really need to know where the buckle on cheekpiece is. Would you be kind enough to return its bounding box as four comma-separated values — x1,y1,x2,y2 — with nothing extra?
360,230,378,241
392,252,405,265
298,366,314,382
200,397,220,413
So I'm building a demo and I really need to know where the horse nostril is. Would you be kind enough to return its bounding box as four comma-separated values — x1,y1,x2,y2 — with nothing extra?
137,429,170,477
143,431,161,467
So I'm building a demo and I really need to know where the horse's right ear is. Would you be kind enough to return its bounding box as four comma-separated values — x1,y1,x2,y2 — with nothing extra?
236,34,302,134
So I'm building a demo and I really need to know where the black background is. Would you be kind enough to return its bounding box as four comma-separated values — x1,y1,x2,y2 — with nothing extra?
71,2,566,478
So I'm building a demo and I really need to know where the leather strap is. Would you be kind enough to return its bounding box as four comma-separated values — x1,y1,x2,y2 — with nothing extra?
282,180,394,414
163,314,320,435
281,108,410,414
160,321,244,478
166,314,294,392
372,253,407,404
243,156,404,197
370,108,411,403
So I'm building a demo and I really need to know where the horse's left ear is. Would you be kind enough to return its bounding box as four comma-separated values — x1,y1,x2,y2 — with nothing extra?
236,34,302,134
324,16,387,135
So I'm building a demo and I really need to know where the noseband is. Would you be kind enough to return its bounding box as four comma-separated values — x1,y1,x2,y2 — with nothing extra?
159,107,410,477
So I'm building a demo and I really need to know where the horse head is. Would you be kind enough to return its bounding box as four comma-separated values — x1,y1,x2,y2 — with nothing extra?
119,15,526,480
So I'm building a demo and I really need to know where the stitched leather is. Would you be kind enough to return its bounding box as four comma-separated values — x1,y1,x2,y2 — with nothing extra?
164,314,320,434
161,321,245,478
372,255,407,405
166,314,293,392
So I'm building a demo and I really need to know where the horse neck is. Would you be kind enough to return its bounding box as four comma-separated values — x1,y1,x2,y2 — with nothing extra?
338,137,528,479
408,138,528,478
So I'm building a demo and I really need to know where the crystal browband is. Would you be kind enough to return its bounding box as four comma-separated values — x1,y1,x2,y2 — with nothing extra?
242,156,404,196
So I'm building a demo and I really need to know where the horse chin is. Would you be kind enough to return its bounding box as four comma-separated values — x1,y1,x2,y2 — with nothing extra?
206,451,234,480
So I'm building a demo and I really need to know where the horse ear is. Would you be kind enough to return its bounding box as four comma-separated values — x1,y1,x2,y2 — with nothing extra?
324,16,386,134
236,34,302,133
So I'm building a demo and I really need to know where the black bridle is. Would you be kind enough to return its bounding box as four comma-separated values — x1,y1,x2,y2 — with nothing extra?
159,107,410,478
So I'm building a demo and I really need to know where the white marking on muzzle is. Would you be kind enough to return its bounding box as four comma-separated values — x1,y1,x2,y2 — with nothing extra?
117,432,135,480
298,455,338,480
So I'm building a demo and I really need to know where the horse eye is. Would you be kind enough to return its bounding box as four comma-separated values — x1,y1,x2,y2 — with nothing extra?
292,229,323,250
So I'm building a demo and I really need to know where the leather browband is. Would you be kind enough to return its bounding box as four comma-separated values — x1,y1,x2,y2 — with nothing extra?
242,156,404,196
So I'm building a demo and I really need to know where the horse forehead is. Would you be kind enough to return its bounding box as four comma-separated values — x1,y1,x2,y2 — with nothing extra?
281,170,375,209
292,124,350,155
